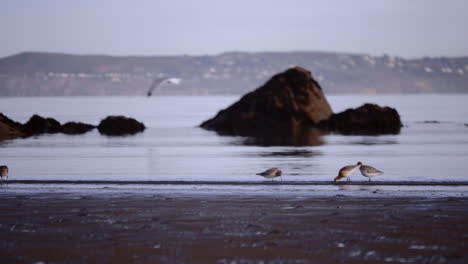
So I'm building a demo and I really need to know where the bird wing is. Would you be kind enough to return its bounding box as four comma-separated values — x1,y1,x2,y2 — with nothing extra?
361,165,383,174
147,77,181,96
166,78,181,85
258,168,279,175
147,77,170,97
339,165,359,175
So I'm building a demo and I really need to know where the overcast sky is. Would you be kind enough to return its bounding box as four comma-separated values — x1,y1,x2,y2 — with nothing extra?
1,0,467,58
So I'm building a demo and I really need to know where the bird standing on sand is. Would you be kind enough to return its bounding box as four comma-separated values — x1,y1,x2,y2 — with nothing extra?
360,164,384,182
0,165,8,186
256,168,282,181
334,162,362,183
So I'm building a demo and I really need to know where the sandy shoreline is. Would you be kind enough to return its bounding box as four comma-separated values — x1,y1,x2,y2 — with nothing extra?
1,188,468,264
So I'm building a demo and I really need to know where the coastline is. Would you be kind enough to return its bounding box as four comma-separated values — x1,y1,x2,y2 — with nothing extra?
1,186,467,263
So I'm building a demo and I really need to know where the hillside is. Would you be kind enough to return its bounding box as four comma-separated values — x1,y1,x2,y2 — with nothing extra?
0,51,467,96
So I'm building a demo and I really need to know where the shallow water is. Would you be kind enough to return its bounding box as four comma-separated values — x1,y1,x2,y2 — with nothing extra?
1,95,468,182
2,183,468,199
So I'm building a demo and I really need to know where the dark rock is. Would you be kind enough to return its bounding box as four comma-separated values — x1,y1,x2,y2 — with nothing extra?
97,116,145,136
61,122,96,135
318,103,402,135
200,67,333,136
1,113,99,141
24,114,61,134
0,113,30,140
200,67,403,144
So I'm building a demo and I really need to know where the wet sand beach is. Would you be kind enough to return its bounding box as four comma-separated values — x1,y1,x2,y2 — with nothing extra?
1,185,468,264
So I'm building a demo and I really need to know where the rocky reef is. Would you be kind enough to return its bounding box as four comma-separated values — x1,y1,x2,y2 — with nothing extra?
0,113,145,141
200,67,402,143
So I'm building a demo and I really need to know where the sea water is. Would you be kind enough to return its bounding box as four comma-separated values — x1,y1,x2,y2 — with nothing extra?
1,95,467,182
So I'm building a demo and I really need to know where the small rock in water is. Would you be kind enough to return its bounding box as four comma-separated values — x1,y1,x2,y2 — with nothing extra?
61,122,95,134
97,115,145,136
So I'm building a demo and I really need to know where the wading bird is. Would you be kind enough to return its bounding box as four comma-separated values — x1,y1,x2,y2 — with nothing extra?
360,164,384,182
334,162,362,183
256,168,282,181
0,165,8,186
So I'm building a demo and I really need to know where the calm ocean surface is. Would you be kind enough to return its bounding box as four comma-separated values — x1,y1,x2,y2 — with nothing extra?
1,95,468,182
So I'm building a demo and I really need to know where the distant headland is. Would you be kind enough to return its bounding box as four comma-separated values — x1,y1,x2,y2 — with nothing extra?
0,51,467,96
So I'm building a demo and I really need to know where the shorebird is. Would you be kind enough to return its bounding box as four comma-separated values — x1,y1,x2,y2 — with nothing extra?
256,168,282,181
360,164,384,182
0,165,8,186
334,162,362,183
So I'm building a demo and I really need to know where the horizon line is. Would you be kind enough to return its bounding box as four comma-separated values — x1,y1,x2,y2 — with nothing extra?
2,50,468,60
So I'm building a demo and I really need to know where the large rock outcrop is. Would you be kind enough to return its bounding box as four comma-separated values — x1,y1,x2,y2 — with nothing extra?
97,116,146,136
318,104,402,135
200,67,333,136
200,67,403,143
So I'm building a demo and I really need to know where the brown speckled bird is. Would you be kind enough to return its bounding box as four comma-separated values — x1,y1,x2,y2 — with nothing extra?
334,162,362,183
0,165,9,186
256,168,282,181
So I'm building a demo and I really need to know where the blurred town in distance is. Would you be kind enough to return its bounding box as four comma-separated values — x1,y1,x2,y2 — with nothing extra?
1,51,467,96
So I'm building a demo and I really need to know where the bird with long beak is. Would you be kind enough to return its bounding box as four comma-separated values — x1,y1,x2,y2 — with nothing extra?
334,162,362,183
